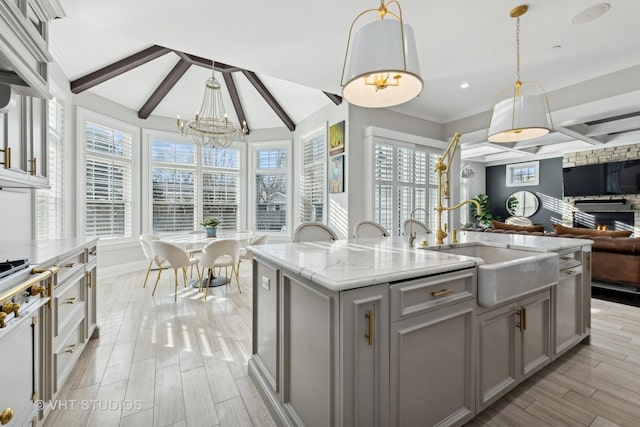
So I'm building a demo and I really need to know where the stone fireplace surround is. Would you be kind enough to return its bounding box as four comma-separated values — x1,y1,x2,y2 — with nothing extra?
563,145,640,236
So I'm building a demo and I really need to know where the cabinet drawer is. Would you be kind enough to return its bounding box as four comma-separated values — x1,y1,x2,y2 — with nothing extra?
54,271,85,336
557,249,582,271
53,314,84,393
391,269,475,322
56,251,85,283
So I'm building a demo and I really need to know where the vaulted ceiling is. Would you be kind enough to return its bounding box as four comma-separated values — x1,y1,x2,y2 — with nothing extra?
51,0,640,164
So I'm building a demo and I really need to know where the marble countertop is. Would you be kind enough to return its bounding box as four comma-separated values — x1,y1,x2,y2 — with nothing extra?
250,232,592,292
0,238,98,266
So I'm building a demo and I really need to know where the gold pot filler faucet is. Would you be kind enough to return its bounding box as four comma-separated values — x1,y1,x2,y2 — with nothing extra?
434,132,482,245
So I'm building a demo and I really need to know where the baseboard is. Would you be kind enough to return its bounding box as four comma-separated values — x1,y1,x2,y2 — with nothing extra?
99,260,148,279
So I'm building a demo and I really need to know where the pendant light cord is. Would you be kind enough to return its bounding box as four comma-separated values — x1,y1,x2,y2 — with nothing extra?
515,16,521,83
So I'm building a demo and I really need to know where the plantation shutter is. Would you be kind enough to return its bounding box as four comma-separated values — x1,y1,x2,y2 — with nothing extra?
84,122,133,239
151,141,196,232
202,146,240,231
36,96,64,239
301,133,326,223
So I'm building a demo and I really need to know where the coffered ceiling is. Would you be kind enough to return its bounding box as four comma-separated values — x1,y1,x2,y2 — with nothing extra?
50,0,640,163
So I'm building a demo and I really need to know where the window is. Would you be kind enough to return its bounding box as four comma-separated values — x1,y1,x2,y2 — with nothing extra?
150,138,242,233
202,147,240,231
151,140,196,232
506,161,539,187
82,114,135,240
36,95,64,239
374,140,439,236
253,143,290,233
300,130,326,224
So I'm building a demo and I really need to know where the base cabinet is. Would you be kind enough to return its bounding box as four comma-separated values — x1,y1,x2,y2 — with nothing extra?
340,285,389,427
390,299,475,427
477,289,551,410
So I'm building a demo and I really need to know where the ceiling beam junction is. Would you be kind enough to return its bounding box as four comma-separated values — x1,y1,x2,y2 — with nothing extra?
70,45,171,94
555,126,605,146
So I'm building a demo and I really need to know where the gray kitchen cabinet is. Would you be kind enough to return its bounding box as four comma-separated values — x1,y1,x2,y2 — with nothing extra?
340,284,389,427
84,245,98,340
390,298,475,427
477,289,551,411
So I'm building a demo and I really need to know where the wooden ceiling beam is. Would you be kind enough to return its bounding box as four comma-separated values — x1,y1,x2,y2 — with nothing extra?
183,54,242,72
138,59,192,120
323,91,342,105
70,45,171,93
242,70,295,131
222,72,250,135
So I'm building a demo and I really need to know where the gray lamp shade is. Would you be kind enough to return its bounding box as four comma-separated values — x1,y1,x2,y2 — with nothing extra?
487,94,551,143
342,19,423,108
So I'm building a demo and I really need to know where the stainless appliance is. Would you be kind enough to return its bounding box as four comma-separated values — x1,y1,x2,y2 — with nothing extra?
0,260,54,426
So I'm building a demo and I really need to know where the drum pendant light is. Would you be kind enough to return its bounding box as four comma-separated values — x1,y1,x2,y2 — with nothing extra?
487,5,553,143
340,0,423,108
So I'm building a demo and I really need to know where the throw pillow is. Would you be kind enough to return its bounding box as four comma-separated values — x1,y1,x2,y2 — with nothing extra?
552,224,632,237
492,220,545,233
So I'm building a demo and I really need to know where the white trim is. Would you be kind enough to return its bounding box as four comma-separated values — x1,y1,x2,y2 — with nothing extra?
364,126,447,150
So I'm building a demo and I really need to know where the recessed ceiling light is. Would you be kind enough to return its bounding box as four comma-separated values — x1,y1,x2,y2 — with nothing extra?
460,82,470,89
570,3,610,25
550,45,562,50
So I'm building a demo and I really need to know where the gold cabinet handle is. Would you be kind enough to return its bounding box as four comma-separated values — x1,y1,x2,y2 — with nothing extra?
517,308,527,332
87,271,93,289
0,312,6,329
28,157,37,175
64,343,77,354
64,297,78,305
1,302,20,317
31,285,46,298
364,310,374,346
0,147,11,169
0,408,13,425
432,289,453,298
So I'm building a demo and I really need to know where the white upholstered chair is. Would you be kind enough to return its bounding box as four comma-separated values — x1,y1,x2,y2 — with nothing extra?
292,223,338,243
239,234,269,264
199,239,241,299
402,219,431,236
139,234,170,288
352,220,390,238
150,240,200,301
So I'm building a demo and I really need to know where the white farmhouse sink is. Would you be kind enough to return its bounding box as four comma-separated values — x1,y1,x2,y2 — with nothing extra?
428,243,559,307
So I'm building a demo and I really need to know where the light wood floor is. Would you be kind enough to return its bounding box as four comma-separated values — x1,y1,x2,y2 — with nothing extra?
44,265,640,427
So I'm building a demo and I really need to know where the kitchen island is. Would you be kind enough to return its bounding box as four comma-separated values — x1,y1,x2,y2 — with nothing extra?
249,232,592,427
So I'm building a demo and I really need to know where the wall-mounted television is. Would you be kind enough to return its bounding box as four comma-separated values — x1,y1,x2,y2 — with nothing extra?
563,160,640,197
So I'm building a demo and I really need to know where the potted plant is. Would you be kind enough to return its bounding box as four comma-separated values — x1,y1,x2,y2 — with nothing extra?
201,217,221,237
470,194,499,227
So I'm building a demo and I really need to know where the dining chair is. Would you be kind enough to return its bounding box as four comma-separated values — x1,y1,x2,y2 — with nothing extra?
292,223,338,243
239,234,269,265
353,220,390,238
150,240,200,301
402,219,431,236
186,229,206,277
139,234,170,288
199,239,241,299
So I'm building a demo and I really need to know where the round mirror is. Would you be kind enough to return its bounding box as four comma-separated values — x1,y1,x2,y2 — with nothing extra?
506,191,539,217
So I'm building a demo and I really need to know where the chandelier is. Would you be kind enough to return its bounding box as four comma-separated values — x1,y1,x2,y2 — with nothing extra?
177,71,247,148
487,4,553,143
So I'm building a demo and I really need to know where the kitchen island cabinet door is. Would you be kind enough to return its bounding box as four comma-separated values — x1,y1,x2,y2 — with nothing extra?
281,273,340,427
519,290,552,379
477,302,518,411
340,284,389,427
390,299,475,427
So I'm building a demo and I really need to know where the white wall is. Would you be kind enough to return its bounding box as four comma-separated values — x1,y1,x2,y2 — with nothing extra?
0,189,31,239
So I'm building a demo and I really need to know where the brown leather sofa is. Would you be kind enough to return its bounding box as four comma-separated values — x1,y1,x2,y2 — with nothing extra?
463,227,640,290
